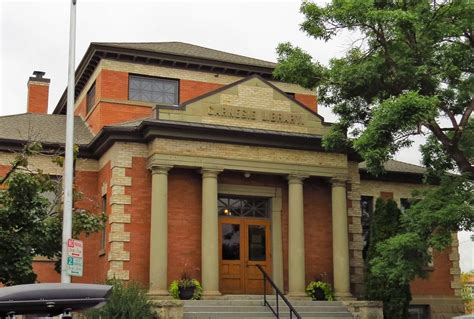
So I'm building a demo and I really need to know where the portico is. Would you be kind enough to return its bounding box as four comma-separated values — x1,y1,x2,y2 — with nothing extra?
147,145,352,298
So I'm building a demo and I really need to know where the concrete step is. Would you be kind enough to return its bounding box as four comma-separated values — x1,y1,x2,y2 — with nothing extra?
200,294,273,300
184,299,344,307
184,313,353,319
183,295,353,319
185,305,349,312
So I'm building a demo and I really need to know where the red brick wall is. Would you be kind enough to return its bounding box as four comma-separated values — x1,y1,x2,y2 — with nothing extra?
33,261,60,283
72,170,103,284
124,157,152,286
27,83,49,114
167,168,203,284
84,104,101,133
100,70,129,100
94,161,112,283
180,79,224,103
410,249,454,295
75,98,87,118
86,102,152,134
304,178,333,285
295,94,317,113
0,165,8,189
380,191,394,200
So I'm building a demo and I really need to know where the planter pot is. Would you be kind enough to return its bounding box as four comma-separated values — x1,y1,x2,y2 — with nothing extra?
179,286,195,300
313,287,326,301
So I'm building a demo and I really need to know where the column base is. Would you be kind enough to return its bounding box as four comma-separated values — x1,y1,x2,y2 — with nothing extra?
334,292,355,301
286,291,307,298
202,290,222,297
148,289,170,296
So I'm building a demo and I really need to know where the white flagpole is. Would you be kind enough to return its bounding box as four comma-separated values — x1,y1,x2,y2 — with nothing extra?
61,0,77,284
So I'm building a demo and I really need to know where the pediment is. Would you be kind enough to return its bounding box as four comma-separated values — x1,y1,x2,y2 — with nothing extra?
155,75,329,135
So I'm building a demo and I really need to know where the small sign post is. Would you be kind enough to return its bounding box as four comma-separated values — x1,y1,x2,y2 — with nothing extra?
66,239,83,277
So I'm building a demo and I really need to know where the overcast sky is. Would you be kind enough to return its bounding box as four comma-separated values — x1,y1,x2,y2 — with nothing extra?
0,0,424,162
0,0,472,271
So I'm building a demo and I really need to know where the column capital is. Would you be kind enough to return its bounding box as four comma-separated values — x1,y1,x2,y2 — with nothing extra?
200,168,223,178
150,165,173,175
287,174,308,185
331,176,347,188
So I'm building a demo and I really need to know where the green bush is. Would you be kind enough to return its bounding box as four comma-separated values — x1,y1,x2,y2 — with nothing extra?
83,279,156,319
305,281,334,301
168,278,202,300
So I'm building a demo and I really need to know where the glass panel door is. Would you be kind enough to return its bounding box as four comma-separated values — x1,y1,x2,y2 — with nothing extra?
243,220,271,294
248,225,266,261
219,218,245,294
222,223,240,260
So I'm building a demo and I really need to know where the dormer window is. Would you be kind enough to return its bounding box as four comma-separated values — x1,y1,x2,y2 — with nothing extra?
129,75,179,105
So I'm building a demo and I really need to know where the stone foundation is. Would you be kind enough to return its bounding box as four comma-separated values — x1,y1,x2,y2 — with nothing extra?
343,300,384,319
412,296,464,319
151,300,183,319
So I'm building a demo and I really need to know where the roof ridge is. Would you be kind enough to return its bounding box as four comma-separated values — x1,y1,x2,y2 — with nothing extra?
388,159,425,169
93,41,276,65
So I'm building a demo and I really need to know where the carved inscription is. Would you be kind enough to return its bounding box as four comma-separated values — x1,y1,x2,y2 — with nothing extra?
207,105,305,126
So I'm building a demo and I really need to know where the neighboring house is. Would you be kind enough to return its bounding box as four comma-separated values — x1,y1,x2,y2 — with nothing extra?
0,42,464,318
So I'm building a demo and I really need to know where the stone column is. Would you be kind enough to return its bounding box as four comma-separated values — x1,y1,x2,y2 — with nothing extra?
287,175,307,296
149,165,172,295
201,169,222,296
271,196,284,290
331,177,352,298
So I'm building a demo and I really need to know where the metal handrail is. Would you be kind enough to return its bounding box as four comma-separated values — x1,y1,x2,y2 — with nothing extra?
256,264,301,319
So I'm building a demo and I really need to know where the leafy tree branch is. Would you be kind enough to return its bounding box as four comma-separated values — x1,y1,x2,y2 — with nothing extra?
0,143,105,285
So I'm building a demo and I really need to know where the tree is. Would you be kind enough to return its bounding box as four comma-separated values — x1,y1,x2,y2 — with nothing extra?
0,143,105,285
274,0,474,309
365,198,411,319
274,0,473,179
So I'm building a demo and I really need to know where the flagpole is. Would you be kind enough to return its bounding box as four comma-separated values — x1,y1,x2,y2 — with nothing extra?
61,0,77,284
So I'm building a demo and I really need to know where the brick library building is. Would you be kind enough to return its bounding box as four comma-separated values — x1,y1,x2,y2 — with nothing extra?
0,42,465,318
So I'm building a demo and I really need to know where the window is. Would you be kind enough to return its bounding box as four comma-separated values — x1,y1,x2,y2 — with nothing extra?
129,75,179,105
400,198,412,213
218,196,270,219
100,195,107,253
361,196,374,261
408,305,430,319
86,82,96,114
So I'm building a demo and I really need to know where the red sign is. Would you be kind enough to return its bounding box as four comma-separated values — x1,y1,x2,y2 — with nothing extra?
67,239,83,258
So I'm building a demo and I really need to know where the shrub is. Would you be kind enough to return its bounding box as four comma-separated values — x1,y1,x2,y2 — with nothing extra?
83,279,156,319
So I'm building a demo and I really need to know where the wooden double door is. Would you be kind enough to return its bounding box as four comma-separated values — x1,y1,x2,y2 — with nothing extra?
219,217,271,294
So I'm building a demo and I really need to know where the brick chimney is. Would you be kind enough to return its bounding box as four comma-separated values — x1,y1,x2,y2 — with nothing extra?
27,71,50,114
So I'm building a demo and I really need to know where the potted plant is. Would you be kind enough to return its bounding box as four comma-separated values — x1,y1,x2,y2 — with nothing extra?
306,273,334,301
169,273,203,300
